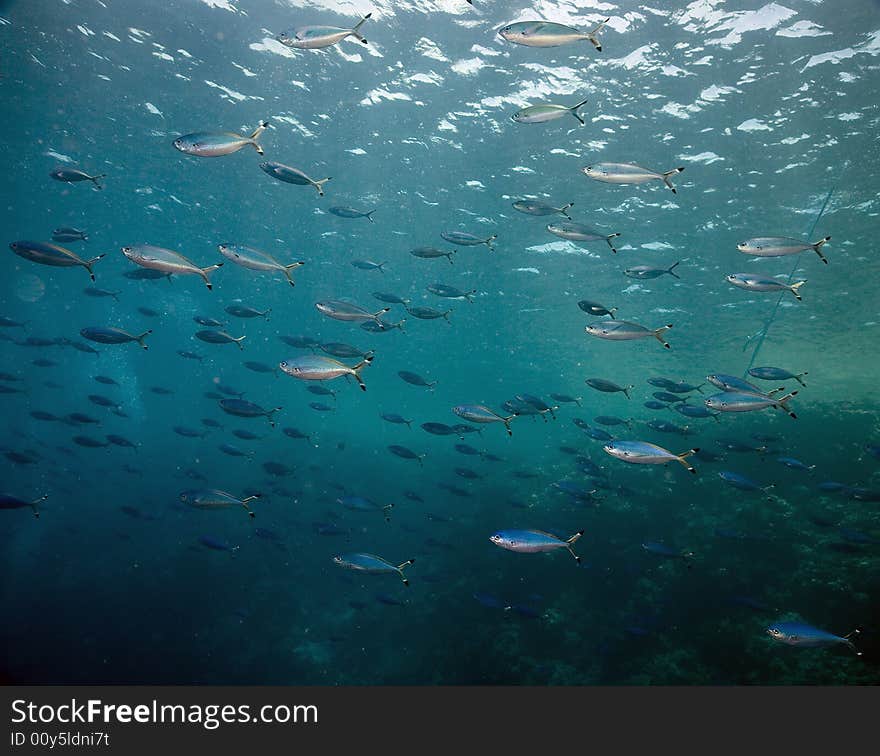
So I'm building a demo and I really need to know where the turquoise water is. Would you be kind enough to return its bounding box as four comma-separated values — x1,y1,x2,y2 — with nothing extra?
1,0,878,684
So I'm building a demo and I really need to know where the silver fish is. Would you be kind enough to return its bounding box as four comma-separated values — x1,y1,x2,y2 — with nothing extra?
49,167,105,189
585,321,673,349
217,244,305,287
546,222,621,253
583,163,685,193
280,354,373,392
122,245,223,289
315,300,390,324
173,121,269,157
737,236,830,265
277,13,371,50
726,273,806,300
259,161,331,195
498,18,609,51
10,240,104,281
511,98,589,125
603,440,699,474
512,200,573,218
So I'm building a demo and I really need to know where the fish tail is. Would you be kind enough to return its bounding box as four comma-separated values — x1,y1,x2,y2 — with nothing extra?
366,210,376,223
843,629,863,655
443,310,452,323
775,391,798,419
587,19,609,51
667,260,681,278
90,174,106,189
283,261,305,287
608,307,617,319
383,503,394,523
135,330,152,350
351,12,371,43
378,262,387,274
314,177,331,196
661,167,684,193
466,290,477,303
200,262,223,290
262,308,271,321
352,354,373,392
249,120,269,154
267,406,282,427
789,280,806,300
795,371,808,386
30,494,47,518
234,335,246,351
560,202,574,219
677,448,699,474
241,494,260,517
84,254,106,282
485,234,498,249
396,557,414,585
447,250,456,264
812,235,830,264
503,414,516,436
606,233,621,254
566,530,584,563
623,385,634,399
653,324,673,349
696,382,705,394
570,107,586,126
395,318,407,333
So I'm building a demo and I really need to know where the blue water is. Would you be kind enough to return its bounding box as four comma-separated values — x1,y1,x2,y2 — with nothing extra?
1,0,878,684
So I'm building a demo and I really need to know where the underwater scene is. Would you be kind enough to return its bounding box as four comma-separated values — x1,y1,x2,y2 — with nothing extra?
1,0,879,685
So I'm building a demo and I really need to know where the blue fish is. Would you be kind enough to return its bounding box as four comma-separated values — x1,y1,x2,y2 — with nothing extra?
766,621,861,655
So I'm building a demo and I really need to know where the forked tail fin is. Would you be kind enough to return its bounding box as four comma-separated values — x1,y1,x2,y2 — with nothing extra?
662,167,685,193
677,448,699,474
351,13,371,44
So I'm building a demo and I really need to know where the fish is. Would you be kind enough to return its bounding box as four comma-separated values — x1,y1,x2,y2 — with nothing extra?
309,402,334,412
642,541,695,566
88,394,119,409
83,287,120,301
405,305,451,322
603,441,699,473
583,163,685,193
652,392,685,404
748,367,808,386
585,378,633,398
329,206,375,222
194,316,226,327
388,444,426,466
218,398,281,426
547,222,621,253
421,422,458,436
30,410,58,421
73,435,109,448
49,166,105,189
217,244,304,287
594,415,628,427
173,121,269,157
315,300,389,324
382,413,412,428
452,405,516,435
282,427,311,442
706,373,764,393
777,456,816,471
766,622,861,655
410,246,456,264
704,390,798,419
259,161,331,196
426,283,476,302
511,98,590,125
737,236,830,264
624,262,681,280
361,317,406,333
137,307,159,317
577,300,616,318
279,334,320,349
80,327,151,350
0,316,27,328
277,13,371,49
372,291,410,306
177,350,204,361
332,552,415,586
586,321,673,349
122,268,172,281
232,428,263,440
195,330,246,349
516,394,558,419
726,273,806,300
718,471,774,493
440,231,497,249
351,259,387,273
243,361,279,377
198,535,239,553
52,227,88,242
280,354,373,392
489,529,584,563
512,200,573,218
646,419,691,436
550,393,581,406
398,371,436,389
122,245,222,289
0,493,46,518
498,18,609,50
179,489,259,518
225,301,271,320
9,240,105,281
218,443,253,457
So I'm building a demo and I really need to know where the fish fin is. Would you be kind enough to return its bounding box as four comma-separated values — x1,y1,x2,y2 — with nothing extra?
352,354,374,392
135,330,152,350
502,414,516,436
267,407,282,427
789,280,806,300
90,174,106,189
812,236,830,264
314,177,331,196
366,210,376,223
249,120,269,154
559,202,574,219
605,233,621,254
443,310,452,323
608,307,617,319
351,13,371,43
667,260,681,279
30,494,47,518
570,109,585,125
623,385,634,399
795,372,808,387
661,167,684,193
677,448,699,474
83,254,106,281
234,335,246,351
373,307,392,321
844,629,862,655
654,324,673,349
200,262,223,290
447,250,456,264
775,391,798,419
485,234,497,249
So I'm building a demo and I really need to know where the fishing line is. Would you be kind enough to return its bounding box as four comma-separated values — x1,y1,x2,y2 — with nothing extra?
742,181,837,377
